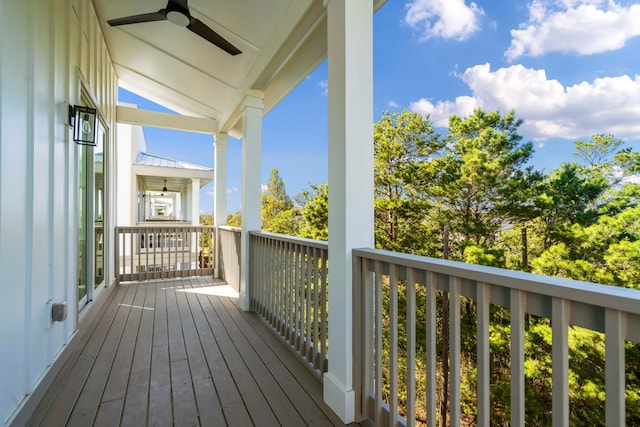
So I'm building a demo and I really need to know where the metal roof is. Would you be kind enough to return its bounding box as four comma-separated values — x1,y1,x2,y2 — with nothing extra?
135,152,212,171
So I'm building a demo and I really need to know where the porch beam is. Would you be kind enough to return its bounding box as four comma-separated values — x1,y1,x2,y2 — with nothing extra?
239,90,264,311
116,105,218,134
323,0,375,423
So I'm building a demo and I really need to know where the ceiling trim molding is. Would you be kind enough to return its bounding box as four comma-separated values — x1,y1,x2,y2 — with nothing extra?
133,165,215,180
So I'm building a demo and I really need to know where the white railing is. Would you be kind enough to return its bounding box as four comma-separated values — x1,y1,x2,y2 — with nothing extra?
353,248,640,427
115,225,215,282
250,231,329,379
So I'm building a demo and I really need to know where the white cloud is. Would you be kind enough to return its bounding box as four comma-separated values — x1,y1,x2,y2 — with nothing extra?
410,96,478,127
261,184,269,193
410,63,640,140
319,79,328,96
226,186,239,194
404,0,484,41
506,0,640,60
388,100,400,109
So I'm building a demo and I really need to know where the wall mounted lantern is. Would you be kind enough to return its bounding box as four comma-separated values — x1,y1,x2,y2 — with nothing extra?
69,105,97,146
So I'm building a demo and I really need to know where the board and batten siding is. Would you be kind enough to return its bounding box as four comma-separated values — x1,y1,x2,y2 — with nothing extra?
0,0,117,424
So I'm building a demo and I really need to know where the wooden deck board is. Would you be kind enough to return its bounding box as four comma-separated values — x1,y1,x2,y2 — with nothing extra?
217,295,340,427
207,290,307,426
194,290,281,426
185,284,253,426
25,277,352,427
66,284,141,427
120,281,156,426
147,280,173,427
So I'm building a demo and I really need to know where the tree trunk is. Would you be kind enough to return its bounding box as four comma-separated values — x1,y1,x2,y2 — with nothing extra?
521,227,528,269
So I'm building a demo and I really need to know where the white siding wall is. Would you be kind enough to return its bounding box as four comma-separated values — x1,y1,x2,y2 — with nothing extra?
0,0,117,424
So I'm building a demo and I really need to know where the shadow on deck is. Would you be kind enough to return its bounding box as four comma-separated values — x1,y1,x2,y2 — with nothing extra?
27,277,351,426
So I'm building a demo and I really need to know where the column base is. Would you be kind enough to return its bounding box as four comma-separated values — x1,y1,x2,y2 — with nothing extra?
323,371,355,423
238,294,250,311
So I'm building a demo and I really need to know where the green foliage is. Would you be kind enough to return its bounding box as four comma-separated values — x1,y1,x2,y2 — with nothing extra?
535,162,607,249
265,207,303,235
297,182,329,240
374,109,444,255
434,109,541,259
462,244,505,267
199,214,214,253
226,212,242,227
262,168,294,230
199,213,213,225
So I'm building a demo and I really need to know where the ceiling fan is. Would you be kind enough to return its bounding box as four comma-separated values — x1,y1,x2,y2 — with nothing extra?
107,0,242,56
160,179,179,196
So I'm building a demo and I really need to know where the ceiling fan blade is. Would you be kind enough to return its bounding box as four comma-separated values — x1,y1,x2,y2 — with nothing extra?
108,10,167,27
187,17,242,56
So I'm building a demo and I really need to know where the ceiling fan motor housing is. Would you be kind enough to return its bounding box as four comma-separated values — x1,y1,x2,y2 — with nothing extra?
166,7,190,26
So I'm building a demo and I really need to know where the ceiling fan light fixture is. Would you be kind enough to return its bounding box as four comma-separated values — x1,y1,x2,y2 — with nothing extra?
162,179,168,195
167,10,190,26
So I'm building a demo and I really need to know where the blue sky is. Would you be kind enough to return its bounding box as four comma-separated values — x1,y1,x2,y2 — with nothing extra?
120,0,640,215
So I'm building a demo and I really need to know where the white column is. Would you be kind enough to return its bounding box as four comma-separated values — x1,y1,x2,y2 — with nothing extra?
184,186,192,221
190,178,200,225
324,0,374,423
214,133,228,226
214,132,228,278
239,90,264,311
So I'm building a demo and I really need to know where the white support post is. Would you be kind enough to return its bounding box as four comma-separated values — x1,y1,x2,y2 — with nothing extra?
185,185,192,222
214,133,228,227
323,0,374,422
239,90,264,311
214,132,228,278
190,178,200,225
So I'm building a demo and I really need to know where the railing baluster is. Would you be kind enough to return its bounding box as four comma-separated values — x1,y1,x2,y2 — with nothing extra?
510,288,525,427
406,268,416,427
605,308,626,427
287,241,294,343
552,297,569,427
362,257,374,420
450,277,461,427
296,243,302,350
374,260,384,423
426,272,437,427
389,264,399,427
320,251,328,372
268,237,274,323
313,247,321,369
477,282,490,427
305,244,312,362
130,230,135,281
144,229,149,280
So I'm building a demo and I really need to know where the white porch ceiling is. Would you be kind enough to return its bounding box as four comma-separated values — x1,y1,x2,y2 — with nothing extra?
94,0,386,136
94,0,336,136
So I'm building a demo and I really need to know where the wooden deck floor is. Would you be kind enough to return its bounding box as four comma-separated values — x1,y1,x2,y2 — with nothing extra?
27,277,350,427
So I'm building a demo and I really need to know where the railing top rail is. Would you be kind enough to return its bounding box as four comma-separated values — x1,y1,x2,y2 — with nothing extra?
249,231,328,251
218,225,241,233
116,225,216,231
353,247,640,316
